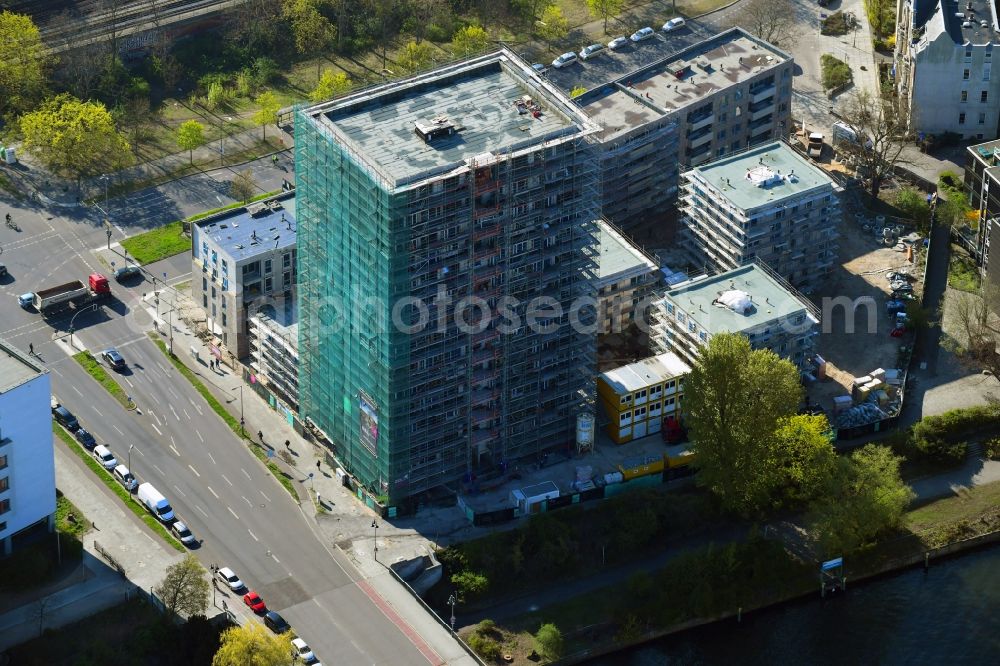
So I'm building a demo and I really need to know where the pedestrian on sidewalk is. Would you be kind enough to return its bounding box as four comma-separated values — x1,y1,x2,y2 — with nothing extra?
28,343,33,355
272,154,279,166
258,430,264,443
316,460,321,472
285,439,291,450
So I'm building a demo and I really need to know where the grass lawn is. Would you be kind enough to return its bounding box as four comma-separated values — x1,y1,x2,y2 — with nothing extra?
72,351,132,409
55,492,91,540
948,246,981,292
53,423,184,552
148,334,300,502
905,480,1000,547
121,220,191,265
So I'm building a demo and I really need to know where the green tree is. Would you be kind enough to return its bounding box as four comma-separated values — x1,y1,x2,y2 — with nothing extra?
153,554,210,618
450,570,488,602
283,0,335,81
310,69,352,103
586,0,625,34
451,24,489,56
230,169,258,203
810,444,914,555
512,0,554,24
683,333,802,515
534,623,564,661
19,94,133,185
176,120,206,165
212,622,293,666
569,85,587,98
398,40,435,73
767,414,837,508
253,90,281,140
536,5,569,43
894,187,931,229
0,10,50,119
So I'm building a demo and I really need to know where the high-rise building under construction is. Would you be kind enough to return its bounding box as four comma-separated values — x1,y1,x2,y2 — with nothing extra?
296,51,600,503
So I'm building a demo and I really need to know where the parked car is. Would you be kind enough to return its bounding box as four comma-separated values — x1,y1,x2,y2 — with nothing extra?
217,567,245,592
630,27,655,42
662,17,686,32
291,637,316,663
531,63,546,74
93,444,118,470
171,521,196,546
113,265,141,282
263,610,290,634
53,405,79,431
243,590,267,613
101,348,126,371
579,43,605,60
17,292,34,308
551,52,578,68
113,464,138,491
608,36,629,50
75,428,97,450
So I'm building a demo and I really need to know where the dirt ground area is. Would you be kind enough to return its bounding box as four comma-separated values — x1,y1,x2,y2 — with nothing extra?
807,210,921,412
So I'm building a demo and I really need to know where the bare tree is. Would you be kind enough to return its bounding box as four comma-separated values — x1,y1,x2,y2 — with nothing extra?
732,0,798,47
226,0,284,55
947,283,1000,380
101,0,125,58
408,0,445,43
835,90,913,197
231,169,258,203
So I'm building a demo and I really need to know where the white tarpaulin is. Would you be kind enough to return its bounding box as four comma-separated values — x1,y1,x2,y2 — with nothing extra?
715,289,753,314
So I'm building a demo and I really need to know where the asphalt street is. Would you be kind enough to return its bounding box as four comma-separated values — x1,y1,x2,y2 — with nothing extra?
0,191,441,663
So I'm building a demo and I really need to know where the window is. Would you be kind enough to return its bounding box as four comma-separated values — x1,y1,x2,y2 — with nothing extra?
221,259,228,275
264,259,272,274
688,321,696,333
635,406,647,418
283,253,291,269
964,69,971,80
283,271,291,289
222,313,227,327
202,277,207,291
0,498,9,515
965,48,973,61
980,112,987,124
984,64,992,81
264,277,273,292
961,90,968,103
0,476,7,492
960,112,966,125
983,91,990,103
203,295,208,307
620,394,632,405
699,331,708,342
620,411,631,423
0,454,6,470
212,304,216,317
636,389,647,401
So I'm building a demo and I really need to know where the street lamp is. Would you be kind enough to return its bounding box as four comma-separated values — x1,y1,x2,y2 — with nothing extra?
448,593,457,631
68,303,99,349
371,519,379,561
210,564,218,607
231,385,244,434
128,444,135,499
163,272,174,354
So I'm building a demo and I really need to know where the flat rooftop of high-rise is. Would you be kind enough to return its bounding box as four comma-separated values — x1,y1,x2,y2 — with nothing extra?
0,337,47,394
579,28,790,142
307,50,596,187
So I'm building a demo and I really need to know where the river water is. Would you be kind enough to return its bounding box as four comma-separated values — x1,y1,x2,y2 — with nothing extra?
592,544,1000,665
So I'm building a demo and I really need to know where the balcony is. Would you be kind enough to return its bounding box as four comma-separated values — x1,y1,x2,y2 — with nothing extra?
750,103,775,122
749,85,775,104
688,113,714,132
689,130,713,148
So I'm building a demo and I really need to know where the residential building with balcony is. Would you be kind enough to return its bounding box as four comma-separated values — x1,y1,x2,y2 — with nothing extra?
578,27,793,231
296,49,600,503
651,262,820,371
895,0,1000,140
964,138,1000,285
191,193,297,360
596,352,691,444
248,301,300,411
679,140,842,294
0,338,54,556
596,220,661,332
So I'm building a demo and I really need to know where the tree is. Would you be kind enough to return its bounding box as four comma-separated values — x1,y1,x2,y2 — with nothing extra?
946,283,1000,379
536,5,569,43
586,0,625,34
766,414,837,508
212,622,294,666
864,0,893,40
0,10,51,119
19,94,133,186
231,169,258,203
683,333,803,515
283,0,335,81
450,570,488,602
154,554,210,618
810,444,914,555
398,40,435,72
894,187,932,230
534,623,564,661
732,0,797,47
176,120,207,165
310,69,352,102
451,24,489,56
253,90,281,140
512,0,553,25
407,0,445,43
836,90,912,196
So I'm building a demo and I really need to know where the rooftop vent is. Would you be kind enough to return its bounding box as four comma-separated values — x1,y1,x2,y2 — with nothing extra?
415,116,456,143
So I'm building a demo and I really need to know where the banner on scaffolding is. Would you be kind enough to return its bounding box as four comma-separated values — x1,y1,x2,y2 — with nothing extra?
359,390,379,458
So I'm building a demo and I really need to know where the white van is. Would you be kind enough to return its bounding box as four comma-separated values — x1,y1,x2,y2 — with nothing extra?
137,483,175,523
93,445,118,470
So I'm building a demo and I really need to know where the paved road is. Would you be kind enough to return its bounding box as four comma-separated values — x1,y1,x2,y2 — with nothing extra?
0,194,460,663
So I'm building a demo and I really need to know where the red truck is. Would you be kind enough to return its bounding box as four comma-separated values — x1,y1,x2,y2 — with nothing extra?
32,274,110,313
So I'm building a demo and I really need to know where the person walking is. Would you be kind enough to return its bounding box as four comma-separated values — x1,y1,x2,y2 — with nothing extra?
285,439,291,450
258,430,264,443
28,342,34,355
316,460,321,472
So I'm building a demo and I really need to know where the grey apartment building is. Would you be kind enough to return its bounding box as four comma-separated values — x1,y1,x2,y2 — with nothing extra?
577,27,793,231
680,141,841,294
191,194,297,360
965,138,1000,287
296,50,600,502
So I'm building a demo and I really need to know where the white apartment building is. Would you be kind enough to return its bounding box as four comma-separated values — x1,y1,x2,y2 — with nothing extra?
680,140,841,294
0,339,55,556
248,303,299,410
895,0,1000,139
595,220,661,332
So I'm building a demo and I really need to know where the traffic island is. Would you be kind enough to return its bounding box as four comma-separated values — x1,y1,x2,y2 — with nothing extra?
71,351,136,410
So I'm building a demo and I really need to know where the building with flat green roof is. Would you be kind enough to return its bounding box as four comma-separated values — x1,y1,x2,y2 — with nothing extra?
651,261,819,370
680,140,841,293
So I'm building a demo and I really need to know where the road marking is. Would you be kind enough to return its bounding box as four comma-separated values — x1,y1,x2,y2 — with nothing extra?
113,425,124,435
151,423,162,435
169,404,180,421
197,430,204,443
241,495,252,507
247,529,259,542
169,444,180,457
208,486,219,499
72,385,83,396
196,505,209,518
207,451,215,465
157,362,169,375
356,578,442,665
173,485,186,497
153,463,164,475
259,490,270,502
188,464,200,477
134,447,144,457
241,468,251,480
183,408,191,420
92,406,103,417
124,377,134,388
270,552,280,564
227,506,239,520
168,385,180,400
222,474,233,486
188,397,203,415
